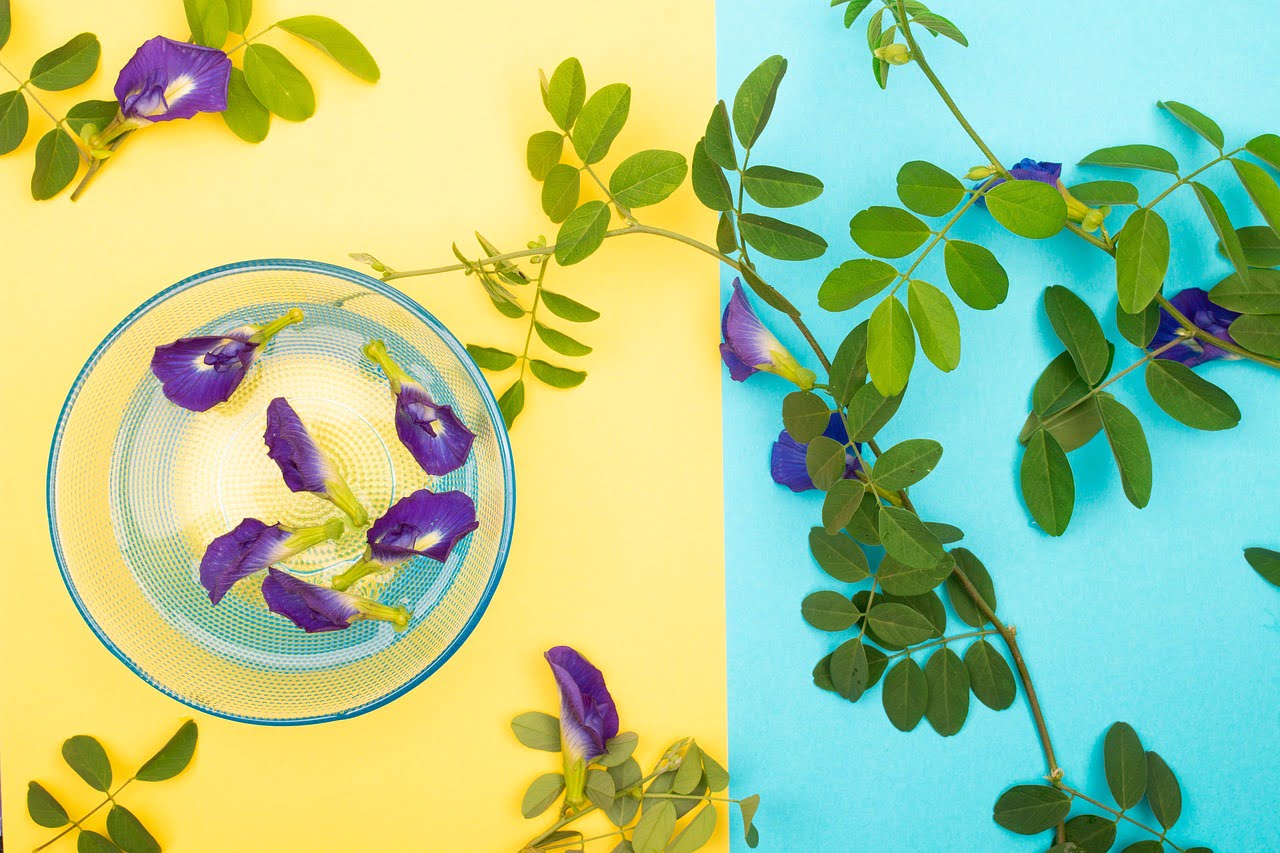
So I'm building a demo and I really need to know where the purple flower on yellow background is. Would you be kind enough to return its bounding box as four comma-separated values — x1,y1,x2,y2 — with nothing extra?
151,308,303,412
1149,287,1242,367
546,646,619,806
115,37,232,125
364,340,476,475
262,568,409,633
721,280,816,390
265,398,369,526
200,518,343,604
770,414,863,493
330,489,479,590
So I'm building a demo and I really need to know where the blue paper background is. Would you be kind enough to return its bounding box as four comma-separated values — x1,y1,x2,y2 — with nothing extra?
718,2,1280,850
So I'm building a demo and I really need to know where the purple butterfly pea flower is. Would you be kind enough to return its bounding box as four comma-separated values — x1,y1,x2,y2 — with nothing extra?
721,279,816,389
150,308,303,412
330,488,480,591
264,398,369,526
770,413,863,493
115,37,232,125
363,340,476,476
262,568,410,633
1149,287,1242,367
200,517,344,605
545,646,619,807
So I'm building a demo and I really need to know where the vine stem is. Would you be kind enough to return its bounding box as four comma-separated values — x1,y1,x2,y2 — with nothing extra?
881,628,998,662
1037,337,1185,429
34,778,135,851
1144,148,1243,209
1059,785,1186,852
224,25,276,56
524,767,665,850
0,59,92,163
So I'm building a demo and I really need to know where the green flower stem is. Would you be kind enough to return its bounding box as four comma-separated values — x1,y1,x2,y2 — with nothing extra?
889,180,995,298
0,59,93,164
1037,337,1186,431
224,24,276,57
516,254,552,383
1143,148,1243,210
1058,784,1186,852
881,628,999,663
34,778,135,851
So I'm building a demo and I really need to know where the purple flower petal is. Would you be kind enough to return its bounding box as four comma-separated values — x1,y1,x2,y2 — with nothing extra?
720,280,815,388
975,157,1063,207
151,330,258,412
1149,287,1242,367
769,414,862,493
545,646,619,764
262,568,409,633
115,37,232,123
199,519,291,604
395,383,477,476
367,489,479,565
265,398,330,492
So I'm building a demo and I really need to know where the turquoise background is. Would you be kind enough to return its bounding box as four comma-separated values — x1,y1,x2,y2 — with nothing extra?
718,2,1280,850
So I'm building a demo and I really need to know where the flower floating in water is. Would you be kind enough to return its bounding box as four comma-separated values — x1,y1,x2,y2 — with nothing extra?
264,397,369,526
150,309,303,412
262,568,409,633
545,646,619,807
770,414,862,493
330,488,479,591
114,37,232,126
200,518,344,604
363,339,476,475
1149,287,1242,367
720,279,816,390
973,158,1108,232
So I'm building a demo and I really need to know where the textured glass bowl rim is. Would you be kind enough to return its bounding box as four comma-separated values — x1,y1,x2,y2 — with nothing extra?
46,258,517,726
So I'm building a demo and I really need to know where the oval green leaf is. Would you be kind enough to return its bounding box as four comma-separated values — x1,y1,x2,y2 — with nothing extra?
107,804,160,853
29,33,100,91
923,647,969,736
572,83,630,164
691,139,733,211
1115,208,1170,313
867,294,915,396
1145,358,1240,430
993,785,1071,834
1210,270,1280,314
849,205,930,258
222,67,270,143
1230,312,1280,356
1097,394,1152,508
882,658,928,731
737,213,827,260
732,55,786,149
610,149,687,208
1159,100,1223,149
522,772,566,818
984,179,1068,239
867,601,937,646
943,240,1008,310
530,359,586,388
510,710,561,751
946,548,997,628
277,15,379,82
964,639,1016,710
809,528,870,583
871,438,943,491
498,378,525,427
1068,180,1140,206
27,781,69,828
907,280,961,372
554,200,611,265
805,435,847,491
818,258,897,312
541,163,581,223
527,130,563,180
0,89,29,155
743,164,824,208
540,290,599,323
1146,751,1182,830
31,128,79,200
1020,429,1075,536
534,321,591,356
830,637,869,701
243,44,315,121
782,390,831,443
1245,546,1280,587
801,590,859,632
896,160,964,217
136,720,198,782
1044,285,1109,384
705,99,737,169
545,58,585,131
1079,144,1179,174
63,734,112,791
1104,722,1147,809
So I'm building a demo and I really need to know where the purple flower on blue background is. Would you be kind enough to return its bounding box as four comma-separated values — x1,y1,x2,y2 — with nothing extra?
151,308,303,412
330,489,479,590
265,398,369,526
200,517,344,604
1149,287,1242,367
720,280,816,389
262,568,409,633
364,340,476,476
770,414,863,493
115,37,232,124
546,646,619,806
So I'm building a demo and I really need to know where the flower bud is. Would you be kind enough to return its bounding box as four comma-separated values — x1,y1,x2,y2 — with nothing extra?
873,43,912,65
964,165,997,181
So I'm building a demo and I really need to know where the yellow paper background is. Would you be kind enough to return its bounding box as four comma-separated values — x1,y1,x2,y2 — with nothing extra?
0,1,724,849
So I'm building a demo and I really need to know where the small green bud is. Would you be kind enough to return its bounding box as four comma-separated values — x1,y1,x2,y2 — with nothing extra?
964,165,997,180
1080,207,1110,233
873,43,912,65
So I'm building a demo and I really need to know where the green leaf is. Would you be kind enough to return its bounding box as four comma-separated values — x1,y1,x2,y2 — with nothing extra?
1233,158,1280,241
0,0,9,50
964,640,1016,710
511,711,561,750
534,321,591,356
78,831,122,853
783,391,831,442
1192,181,1248,278
809,528,870,583
610,149,687,208
732,55,786,149
530,359,586,389
1033,351,1090,417
572,83,630,164
244,44,315,121
896,160,964,216
29,32,100,92
805,435,847,491
276,15,379,82
1021,430,1075,536
984,179,1068,239
545,58,586,131
107,805,159,853
923,647,969,736
879,505,945,569
739,794,761,848
867,295,915,396
540,290,599,323
876,554,951,596
907,280,961,372
1145,359,1240,430
498,379,525,428
63,735,112,791
1230,312,1280,356
541,163,581,223
1104,722,1147,809
845,381,903,442
927,522,963,544
912,11,967,45
1068,180,1140,206
226,0,252,33
947,548,996,628
1024,395,1105,454
27,781,69,827
606,760,643,826
993,785,1072,834
1097,394,1152,508
1210,270,1280,314
818,259,897,312
705,99,737,169
1245,547,1280,586
882,658,928,731
1115,209,1170,313
0,89,28,155
943,240,1008,310
1044,285,1109,384
822,480,866,537
526,130,563,180
136,720,198,782
871,438,943,491
1246,133,1280,170
830,637,869,700
1079,144,1179,175
221,67,270,143
64,99,117,137
701,751,730,793
802,590,859,632
849,206,930,258
598,731,638,768
587,767,617,809
829,322,870,405
467,345,517,371
868,602,938,646
716,211,738,254
840,0,873,27
1158,100,1224,149
1145,751,1182,830
1116,302,1160,348
1234,225,1280,267
743,165,824,208
633,800,676,853
691,139,733,212
522,772,565,818
554,200,610,265
668,806,716,853
184,0,228,48
1065,814,1118,853
737,214,827,261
